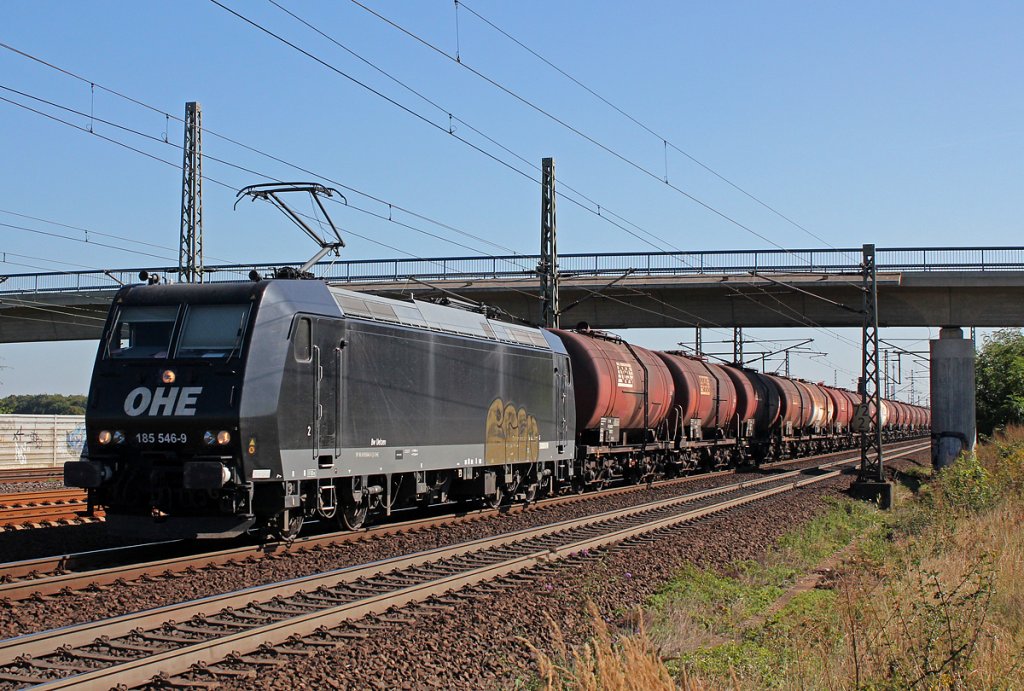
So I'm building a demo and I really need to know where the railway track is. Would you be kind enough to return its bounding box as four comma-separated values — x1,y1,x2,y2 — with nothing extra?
0,440,924,599
0,489,96,530
0,442,927,689
0,469,62,485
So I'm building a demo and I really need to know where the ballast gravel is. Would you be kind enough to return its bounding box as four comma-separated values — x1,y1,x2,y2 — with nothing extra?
209,452,929,691
0,448,926,649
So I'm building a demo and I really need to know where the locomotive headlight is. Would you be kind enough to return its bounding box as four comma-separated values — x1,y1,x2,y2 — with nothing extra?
112,430,126,445
203,430,232,446
161,369,176,384
97,430,112,445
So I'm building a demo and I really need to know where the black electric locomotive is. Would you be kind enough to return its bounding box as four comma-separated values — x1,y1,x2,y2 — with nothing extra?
66,278,577,539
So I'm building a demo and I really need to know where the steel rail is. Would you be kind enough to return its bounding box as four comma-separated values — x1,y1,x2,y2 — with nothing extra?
0,490,90,529
0,470,62,484
0,440,924,597
0,443,927,689
0,490,84,506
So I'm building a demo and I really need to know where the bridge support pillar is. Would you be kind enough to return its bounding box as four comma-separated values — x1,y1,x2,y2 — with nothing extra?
930,327,976,470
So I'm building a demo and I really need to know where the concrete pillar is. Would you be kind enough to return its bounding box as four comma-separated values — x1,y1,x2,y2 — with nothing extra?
930,327,976,470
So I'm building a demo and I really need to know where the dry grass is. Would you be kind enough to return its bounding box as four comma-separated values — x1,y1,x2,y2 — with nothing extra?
837,498,1024,689
528,431,1024,689
525,602,698,691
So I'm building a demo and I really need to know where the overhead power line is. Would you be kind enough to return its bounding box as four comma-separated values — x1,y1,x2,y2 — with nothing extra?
0,83,535,272
342,0,831,257
0,34,863,373
213,0,813,264
453,0,840,253
1,84,858,358
0,37,704,280
241,0,872,355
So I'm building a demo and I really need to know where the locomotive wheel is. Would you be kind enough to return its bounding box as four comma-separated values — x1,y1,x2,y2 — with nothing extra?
340,501,368,531
277,510,304,540
484,484,504,509
522,482,538,504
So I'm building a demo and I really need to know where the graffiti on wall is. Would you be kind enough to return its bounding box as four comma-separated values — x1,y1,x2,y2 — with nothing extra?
0,416,87,467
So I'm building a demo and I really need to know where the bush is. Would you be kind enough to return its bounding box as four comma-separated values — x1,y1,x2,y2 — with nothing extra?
976,329,1024,436
934,453,995,514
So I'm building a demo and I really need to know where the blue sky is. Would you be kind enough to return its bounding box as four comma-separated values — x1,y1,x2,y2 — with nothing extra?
1,1,1021,399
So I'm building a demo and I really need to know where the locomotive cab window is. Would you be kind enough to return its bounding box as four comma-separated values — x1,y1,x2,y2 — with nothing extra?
107,305,178,359
293,317,312,362
177,304,251,359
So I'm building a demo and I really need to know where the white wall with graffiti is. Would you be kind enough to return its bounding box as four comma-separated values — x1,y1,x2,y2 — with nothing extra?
0,415,86,469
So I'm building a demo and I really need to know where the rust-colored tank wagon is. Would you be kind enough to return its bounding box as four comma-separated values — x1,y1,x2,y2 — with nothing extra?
724,366,759,424
796,381,831,430
721,366,779,438
656,353,738,435
823,387,854,432
896,401,911,428
767,375,810,432
720,364,761,429
550,329,674,431
790,380,831,429
879,399,892,429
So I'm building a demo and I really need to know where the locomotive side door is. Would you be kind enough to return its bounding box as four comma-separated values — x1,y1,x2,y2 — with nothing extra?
334,335,345,458
315,318,338,462
556,354,569,453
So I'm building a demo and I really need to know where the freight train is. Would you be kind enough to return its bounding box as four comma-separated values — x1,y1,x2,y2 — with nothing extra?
65,278,929,540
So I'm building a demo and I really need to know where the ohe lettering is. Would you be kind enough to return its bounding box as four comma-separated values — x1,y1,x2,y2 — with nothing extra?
124,386,203,417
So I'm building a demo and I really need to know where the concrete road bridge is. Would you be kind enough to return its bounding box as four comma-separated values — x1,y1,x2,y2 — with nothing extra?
2,246,1024,343
1,244,1019,475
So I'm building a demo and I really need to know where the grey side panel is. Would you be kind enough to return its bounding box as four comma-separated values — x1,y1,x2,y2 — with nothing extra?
278,440,566,480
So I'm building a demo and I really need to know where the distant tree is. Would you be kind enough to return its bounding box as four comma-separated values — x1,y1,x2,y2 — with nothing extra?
976,329,1024,436
0,394,87,415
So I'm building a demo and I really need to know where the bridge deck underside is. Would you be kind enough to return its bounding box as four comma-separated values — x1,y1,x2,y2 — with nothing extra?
2,271,1024,343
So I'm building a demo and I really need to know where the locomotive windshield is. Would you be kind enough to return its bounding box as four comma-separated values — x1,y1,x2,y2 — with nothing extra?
177,304,250,358
106,303,250,360
107,305,178,359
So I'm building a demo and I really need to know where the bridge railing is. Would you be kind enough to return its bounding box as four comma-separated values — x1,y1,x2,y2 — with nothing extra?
2,246,1024,295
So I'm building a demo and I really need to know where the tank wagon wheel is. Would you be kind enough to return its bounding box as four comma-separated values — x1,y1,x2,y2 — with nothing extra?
340,501,368,531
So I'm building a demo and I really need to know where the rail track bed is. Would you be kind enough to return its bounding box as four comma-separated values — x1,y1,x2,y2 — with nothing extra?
0,470,62,484
0,441,922,603
0,443,928,689
0,470,64,497
0,489,97,531
235,450,931,691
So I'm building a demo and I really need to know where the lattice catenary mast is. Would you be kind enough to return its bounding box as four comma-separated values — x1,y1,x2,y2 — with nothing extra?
179,101,203,283
539,157,559,328
851,243,891,507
